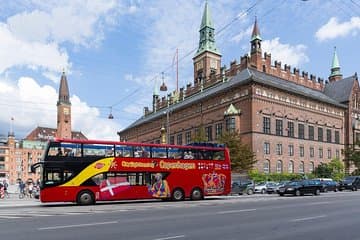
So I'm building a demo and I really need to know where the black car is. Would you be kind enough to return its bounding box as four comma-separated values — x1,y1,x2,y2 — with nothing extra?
278,180,322,196
231,179,254,195
322,180,339,192
339,176,360,191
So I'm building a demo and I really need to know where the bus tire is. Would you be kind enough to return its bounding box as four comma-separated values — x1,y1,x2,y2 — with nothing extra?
172,188,185,201
190,188,203,201
77,190,95,205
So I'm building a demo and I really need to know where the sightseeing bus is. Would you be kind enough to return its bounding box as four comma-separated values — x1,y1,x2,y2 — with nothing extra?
31,138,231,205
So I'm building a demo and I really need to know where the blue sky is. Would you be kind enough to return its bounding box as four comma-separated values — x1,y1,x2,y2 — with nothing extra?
0,0,359,140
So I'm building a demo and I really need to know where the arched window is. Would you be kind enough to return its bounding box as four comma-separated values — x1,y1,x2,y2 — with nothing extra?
288,160,294,173
263,160,270,174
299,161,305,174
309,161,315,173
276,160,283,173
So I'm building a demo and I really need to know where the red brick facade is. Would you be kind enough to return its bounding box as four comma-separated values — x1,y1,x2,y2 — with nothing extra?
118,5,360,174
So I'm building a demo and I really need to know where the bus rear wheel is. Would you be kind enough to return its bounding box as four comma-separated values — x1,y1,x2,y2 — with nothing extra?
77,190,95,205
190,188,203,200
172,188,185,201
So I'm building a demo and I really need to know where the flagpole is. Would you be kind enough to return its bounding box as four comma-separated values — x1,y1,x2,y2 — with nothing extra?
176,48,178,92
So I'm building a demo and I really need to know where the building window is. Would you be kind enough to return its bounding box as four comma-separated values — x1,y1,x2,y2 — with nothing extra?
264,160,270,174
319,147,323,158
299,161,305,174
309,162,314,173
276,160,283,173
310,147,314,158
318,128,323,141
263,117,271,134
327,148,332,159
288,121,294,137
185,131,192,144
205,126,213,142
177,134,182,145
289,144,294,156
264,142,270,154
170,136,175,145
298,123,305,139
327,129,332,143
336,149,340,159
215,123,223,139
276,144,282,155
335,131,340,144
300,146,305,157
276,119,283,136
226,117,236,132
308,126,314,140
288,160,294,173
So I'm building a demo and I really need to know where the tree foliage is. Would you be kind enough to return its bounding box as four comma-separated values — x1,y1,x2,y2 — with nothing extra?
217,131,257,172
313,158,345,181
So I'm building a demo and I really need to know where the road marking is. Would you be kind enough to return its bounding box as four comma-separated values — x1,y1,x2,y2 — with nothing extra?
38,221,118,230
290,215,327,222
153,235,186,240
217,209,257,214
0,216,23,219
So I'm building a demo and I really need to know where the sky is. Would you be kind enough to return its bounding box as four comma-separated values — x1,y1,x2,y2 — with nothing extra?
0,0,359,140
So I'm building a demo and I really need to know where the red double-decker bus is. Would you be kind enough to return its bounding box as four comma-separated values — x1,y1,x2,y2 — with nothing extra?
31,138,231,205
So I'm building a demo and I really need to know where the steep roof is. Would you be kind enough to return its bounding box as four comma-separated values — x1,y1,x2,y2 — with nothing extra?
25,126,87,141
120,68,347,132
323,75,357,103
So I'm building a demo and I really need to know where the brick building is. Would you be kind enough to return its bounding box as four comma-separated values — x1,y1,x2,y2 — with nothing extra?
0,72,86,184
118,2,359,174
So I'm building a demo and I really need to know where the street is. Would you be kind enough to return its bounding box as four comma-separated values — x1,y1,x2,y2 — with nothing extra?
0,191,359,240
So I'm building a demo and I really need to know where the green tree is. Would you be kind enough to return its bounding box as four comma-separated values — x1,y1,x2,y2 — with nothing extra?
217,130,257,172
328,158,345,181
192,125,206,142
313,163,332,178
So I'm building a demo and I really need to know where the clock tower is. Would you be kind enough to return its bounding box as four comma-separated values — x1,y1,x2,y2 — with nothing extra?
56,71,72,139
193,1,221,86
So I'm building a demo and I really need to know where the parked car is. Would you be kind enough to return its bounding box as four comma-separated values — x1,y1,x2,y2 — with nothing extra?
231,179,254,195
339,176,360,191
322,180,339,192
254,182,274,194
273,181,291,194
265,182,280,194
278,180,322,196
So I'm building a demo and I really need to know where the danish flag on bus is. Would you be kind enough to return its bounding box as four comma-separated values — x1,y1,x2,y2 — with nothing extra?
99,177,130,200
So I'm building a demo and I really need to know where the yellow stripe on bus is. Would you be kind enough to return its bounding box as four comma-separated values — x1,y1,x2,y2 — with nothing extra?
61,157,114,187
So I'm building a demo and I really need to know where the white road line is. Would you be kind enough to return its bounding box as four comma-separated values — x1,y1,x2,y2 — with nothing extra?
290,215,327,222
217,209,257,214
0,216,23,219
38,221,118,231
153,235,186,240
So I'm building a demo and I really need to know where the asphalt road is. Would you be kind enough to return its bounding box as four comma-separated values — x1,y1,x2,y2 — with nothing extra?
0,191,359,240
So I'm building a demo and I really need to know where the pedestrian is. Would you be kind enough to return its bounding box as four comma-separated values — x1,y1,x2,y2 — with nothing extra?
3,180,9,198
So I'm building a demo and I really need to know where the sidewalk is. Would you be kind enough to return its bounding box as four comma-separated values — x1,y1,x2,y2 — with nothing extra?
0,187,41,208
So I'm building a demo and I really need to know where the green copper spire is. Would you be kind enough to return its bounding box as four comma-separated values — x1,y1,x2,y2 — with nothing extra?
330,47,341,77
195,1,220,57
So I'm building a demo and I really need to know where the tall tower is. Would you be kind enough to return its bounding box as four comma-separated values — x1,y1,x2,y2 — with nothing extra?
193,0,221,86
328,47,342,82
250,17,262,70
56,71,72,139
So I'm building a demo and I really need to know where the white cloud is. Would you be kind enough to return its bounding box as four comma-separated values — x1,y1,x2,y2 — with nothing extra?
315,17,360,42
0,77,121,140
262,38,309,67
6,0,121,47
231,26,252,43
0,23,70,75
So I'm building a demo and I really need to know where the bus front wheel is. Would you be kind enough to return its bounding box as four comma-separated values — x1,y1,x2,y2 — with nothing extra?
77,190,95,205
190,188,203,201
172,188,185,201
